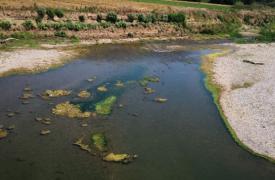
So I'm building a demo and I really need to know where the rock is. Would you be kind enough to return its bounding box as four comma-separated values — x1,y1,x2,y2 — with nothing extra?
154,97,168,103
115,81,124,88
87,76,96,82
7,125,15,130
144,87,155,94
7,112,15,117
40,129,51,135
81,123,88,127
0,129,8,139
97,85,108,92
43,90,71,98
35,117,43,122
73,137,92,153
103,153,130,162
77,90,91,98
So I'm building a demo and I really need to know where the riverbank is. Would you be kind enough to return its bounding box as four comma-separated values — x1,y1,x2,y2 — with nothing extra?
203,43,275,162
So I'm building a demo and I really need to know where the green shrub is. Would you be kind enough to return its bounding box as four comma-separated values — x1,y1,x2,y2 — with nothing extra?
35,16,43,23
65,21,74,30
100,21,111,28
54,8,64,18
97,14,103,22
79,15,85,22
36,7,46,19
0,20,12,30
37,23,48,30
87,23,98,30
51,23,64,31
146,14,157,23
127,14,136,22
106,12,118,23
258,23,275,42
22,20,35,30
115,21,127,28
137,14,146,22
46,8,55,20
168,13,186,26
55,31,67,38
159,14,168,22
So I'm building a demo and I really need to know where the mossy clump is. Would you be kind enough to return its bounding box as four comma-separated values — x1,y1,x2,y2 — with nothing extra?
91,133,107,151
74,137,92,153
52,101,91,118
103,153,130,162
44,89,71,97
95,96,117,115
77,90,91,98
0,129,8,139
139,76,160,87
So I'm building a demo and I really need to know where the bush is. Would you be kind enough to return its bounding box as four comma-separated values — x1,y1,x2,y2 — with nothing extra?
36,7,46,19
115,21,127,28
137,14,146,22
22,20,35,30
258,23,275,42
79,15,85,22
37,23,48,30
46,8,55,20
159,14,169,22
55,31,67,38
168,13,186,25
106,12,118,23
0,20,12,30
127,14,136,22
146,14,157,23
97,14,103,22
87,23,98,30
100,21,111,28
11,32,34,39
51,23,64,31
54,8,64,18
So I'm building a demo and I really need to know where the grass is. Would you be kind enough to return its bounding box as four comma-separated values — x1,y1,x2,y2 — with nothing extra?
201,51,275,164
131,0,232,11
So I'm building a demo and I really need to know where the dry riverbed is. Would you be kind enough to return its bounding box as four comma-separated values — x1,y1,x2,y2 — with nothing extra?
209,43,275,161
0,48,78,77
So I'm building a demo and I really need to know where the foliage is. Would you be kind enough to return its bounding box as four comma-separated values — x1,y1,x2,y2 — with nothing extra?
168,13,186,26
258,22,275,42
91,133,107,151
46,8,55,20
79,15,85,22
37,23,49,30
115,21,127,28
137,14,146,22
127,14,137,22
0,20,11,30
106,12,118,23
36,7,46,19
54,8,64,18
10,32,34,39
55,31,67,38
100,21,111,28
97,14,103,22
22,20,35,30
95,96,117,115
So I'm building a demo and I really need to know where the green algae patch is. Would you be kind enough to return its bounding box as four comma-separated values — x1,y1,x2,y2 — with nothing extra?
0,129,8,139
95,96,117,115
139,76,160,87
77,90,91,98
144,87,155,94
91,133,107,151
103,153,130,162
52,101,91,118
44,89,71,98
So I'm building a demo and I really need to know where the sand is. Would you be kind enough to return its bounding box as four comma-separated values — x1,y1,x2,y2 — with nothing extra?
212,43,275,160
0,49,75,77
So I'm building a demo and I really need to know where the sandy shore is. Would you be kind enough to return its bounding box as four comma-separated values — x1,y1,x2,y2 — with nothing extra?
0,48,76,77
211,43,275,160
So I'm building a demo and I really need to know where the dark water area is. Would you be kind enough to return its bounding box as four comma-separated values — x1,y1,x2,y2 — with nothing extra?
0,40,274,180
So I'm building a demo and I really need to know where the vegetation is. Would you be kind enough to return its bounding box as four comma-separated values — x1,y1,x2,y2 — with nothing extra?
54,31,67,38
54,8,64,18
168,13,186,26
115,21,127,28
258,22,275,42
46,8,55,20
22,20,35,30
79,15,85,22
127,14,137,22
0,20,11,30
106,12,118,23
36,7,46,19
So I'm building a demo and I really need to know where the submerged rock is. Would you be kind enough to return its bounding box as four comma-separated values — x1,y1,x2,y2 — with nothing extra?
40,129,51,135
87,76,97,82
115,81,124,88
139,76,160,87
91,133,107,151
97,85,108,92
74,137,92,153
43,90,71,98
103,153,130,162
19,93,34,100
77,90,91,98
52,101,91,118
144,87,155,94
0,129,8,139
95,96,117,115
154,97,168,103
7,112,15,117
7,125,15,130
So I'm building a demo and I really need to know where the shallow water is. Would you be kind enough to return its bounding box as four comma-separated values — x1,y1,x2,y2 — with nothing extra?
0,40,274,180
